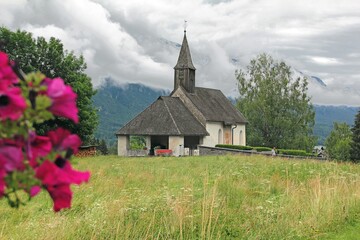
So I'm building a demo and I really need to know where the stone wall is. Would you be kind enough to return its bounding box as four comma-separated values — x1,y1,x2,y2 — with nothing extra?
128,149,148,157
199,146,253,156
199,146,326,161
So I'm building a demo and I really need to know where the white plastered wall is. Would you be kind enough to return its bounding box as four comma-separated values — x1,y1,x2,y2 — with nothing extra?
145,136,151,150
232,124,246,146
117,135,129,156
169,136,184,156
202,122,224,147
202,122,246,147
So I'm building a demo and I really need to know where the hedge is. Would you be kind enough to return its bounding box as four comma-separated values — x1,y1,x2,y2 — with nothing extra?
278,149,308,156
215,144,253,151
252,146,272,152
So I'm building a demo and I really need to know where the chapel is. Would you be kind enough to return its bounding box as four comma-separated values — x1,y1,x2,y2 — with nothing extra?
116,31,247,156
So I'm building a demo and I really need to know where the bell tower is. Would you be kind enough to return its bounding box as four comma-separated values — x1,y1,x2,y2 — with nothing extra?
174,30,196,93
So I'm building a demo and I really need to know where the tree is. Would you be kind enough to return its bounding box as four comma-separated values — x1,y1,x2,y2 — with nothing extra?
350,110,360,162
236,53,316,150
325,122,352,161
98,139,109,155
130,136,146,150
0,27,98,144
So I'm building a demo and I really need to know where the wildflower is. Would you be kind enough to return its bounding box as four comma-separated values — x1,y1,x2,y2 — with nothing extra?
42,78,78,123
0,85,27,120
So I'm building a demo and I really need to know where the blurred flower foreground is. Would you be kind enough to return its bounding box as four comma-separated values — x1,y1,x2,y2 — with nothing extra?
0,51,90,212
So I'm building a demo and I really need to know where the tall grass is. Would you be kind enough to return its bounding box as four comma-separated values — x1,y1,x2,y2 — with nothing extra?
1,155,360,239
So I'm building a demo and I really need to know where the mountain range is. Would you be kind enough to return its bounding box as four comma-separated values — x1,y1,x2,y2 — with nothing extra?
93,80,358,146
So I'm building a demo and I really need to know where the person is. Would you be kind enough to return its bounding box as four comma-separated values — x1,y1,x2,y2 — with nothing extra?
271,147,276,156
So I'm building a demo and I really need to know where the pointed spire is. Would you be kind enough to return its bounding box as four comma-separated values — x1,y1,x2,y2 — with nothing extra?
173,29,196,93
174,32,196,70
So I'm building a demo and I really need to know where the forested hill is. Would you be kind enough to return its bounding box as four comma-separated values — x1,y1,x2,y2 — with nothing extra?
93,82,358,145
93,80,169,144
314,105,358,144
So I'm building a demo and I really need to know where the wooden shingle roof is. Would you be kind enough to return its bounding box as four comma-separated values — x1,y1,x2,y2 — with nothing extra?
174,33,196,70
183,87,247,125
116,96,208,136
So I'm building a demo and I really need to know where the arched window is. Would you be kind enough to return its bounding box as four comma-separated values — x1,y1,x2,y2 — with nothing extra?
218,129,223,144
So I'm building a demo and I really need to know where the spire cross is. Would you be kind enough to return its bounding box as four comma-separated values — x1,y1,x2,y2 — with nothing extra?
184,20,187,33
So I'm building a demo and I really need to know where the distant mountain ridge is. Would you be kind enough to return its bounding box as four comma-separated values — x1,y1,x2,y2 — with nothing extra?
310,76,327,87
93,80,169,145
314,104,358,144
93,82,358,146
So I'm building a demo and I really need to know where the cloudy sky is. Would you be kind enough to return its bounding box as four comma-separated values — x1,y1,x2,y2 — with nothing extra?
1,0,360,106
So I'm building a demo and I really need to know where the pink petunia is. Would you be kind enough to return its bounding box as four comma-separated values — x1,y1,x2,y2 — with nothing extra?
0,52,19,87
0,139,24,172
35,158,90,212
29,186,41,198
56,157,90,184
26,132,52,168
47,184,73,211
0,85,27,121
47,128,81,155
42,78,78,123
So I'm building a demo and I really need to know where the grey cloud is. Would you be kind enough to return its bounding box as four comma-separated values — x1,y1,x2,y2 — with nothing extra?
1,0,360,105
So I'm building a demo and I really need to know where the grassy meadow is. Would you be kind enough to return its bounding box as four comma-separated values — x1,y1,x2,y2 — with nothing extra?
1,155,360,239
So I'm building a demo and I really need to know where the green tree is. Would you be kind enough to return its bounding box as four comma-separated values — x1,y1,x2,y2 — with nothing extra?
108,143,118,155
325,122,352,161
236,53,316,150
130,136,146,150
350,110,360,162
98,139,109,155
0,27,98,144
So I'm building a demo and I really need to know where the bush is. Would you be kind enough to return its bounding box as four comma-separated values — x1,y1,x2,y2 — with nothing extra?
252,146,272,152
215,144,253,151
278,149,308,156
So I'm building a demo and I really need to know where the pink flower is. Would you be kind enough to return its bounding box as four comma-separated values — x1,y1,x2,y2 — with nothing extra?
0,139,24,172
26,132,52,168
0,139,24,197
29,186,41,197
35,158,90,212
0,85,27,121
47,184,73,211
47,128,81,155
42,78,78,123
0,52,18,87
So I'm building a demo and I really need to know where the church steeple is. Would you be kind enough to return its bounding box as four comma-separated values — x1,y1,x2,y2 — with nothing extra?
174,31,196,93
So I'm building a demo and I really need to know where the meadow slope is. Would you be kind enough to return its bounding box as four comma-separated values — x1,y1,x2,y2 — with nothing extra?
1,155,360,239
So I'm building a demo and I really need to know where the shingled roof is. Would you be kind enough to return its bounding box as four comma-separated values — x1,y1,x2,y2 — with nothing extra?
183,87,247,125
116,96,208,136
174,33,196,70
